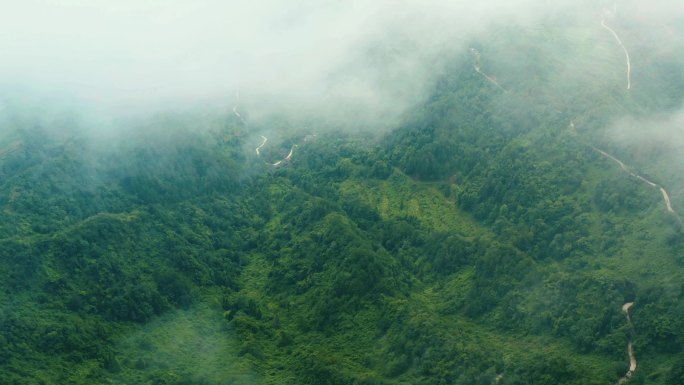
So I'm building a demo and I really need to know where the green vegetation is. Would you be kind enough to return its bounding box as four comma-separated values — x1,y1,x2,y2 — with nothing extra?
2,20,684,385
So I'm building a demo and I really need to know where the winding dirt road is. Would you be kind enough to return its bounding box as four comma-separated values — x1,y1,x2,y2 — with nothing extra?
469,48,508,93
252,128,313,169
236,84,311,169
660,187,675,213
474,66,508,92
285,144,297,161
617,302,637,385
601,18,632,90
593,146,632,174
271,144,298,167
256,135,268,155
593,147,681,221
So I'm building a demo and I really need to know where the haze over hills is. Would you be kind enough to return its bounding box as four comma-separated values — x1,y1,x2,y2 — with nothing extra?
1,1,684,384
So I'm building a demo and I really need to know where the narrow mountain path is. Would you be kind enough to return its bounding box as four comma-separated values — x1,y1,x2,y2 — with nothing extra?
616,302,637,384
469,48,508,93
256,135,268,155
593,146,681,222
284,145,297,161
601,18,632,90
236,89,306,169
271,144,298,168
660,187,676,214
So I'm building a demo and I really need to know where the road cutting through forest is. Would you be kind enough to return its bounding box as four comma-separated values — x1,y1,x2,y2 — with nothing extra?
601,18,632,90
660,187,675,213
253,132,302,168
469,48,508,92
235,89,305,168
591,145,682,385
271,144,298,167
256,135,268,155
473,65,508,92
617,302,637,385
284,144,297,161
593,147,681,221
579,144,650,384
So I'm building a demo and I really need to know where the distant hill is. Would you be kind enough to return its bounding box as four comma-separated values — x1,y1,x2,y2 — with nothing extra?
1,16,684,385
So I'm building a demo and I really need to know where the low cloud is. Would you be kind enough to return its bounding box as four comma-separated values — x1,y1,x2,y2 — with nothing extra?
0,1,591,122
1,0,683,133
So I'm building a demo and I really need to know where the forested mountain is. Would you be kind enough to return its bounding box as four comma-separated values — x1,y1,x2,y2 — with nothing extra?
2,7,684,385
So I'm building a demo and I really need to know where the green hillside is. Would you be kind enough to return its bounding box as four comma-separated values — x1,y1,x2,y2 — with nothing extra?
2,15,684,385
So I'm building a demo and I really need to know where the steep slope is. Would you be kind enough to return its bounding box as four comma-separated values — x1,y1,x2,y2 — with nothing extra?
2,14,684,385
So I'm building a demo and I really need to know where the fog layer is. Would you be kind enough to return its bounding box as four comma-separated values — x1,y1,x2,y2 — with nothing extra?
0,1,590,121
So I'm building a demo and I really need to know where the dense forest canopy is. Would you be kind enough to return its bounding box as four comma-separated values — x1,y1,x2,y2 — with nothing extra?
2,1,684,384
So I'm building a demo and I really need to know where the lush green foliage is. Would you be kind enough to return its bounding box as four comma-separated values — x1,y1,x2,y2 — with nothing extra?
2,20,684,385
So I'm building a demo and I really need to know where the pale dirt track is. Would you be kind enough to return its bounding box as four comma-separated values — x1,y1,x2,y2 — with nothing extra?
256,135,268,155
617,302,636,384
593,147,680,221
601,18,632,90
470,47,508,93
474,65,508,93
